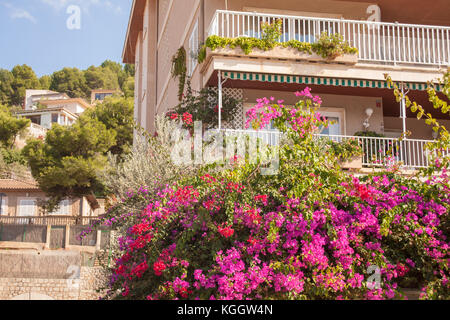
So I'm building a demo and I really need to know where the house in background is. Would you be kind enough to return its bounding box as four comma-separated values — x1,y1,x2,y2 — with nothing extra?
123,0,449,169
14,90,92,143
0,179,105,221
23,90,69,110
90,89,120,105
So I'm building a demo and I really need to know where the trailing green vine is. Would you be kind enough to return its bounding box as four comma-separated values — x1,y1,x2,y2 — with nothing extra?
171,47,187,101
198,20,358,63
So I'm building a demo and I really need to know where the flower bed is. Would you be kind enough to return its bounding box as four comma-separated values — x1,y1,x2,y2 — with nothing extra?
86,88,449,300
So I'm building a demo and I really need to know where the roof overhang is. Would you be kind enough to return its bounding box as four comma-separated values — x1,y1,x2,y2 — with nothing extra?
40,98,92,110
122,0,147,64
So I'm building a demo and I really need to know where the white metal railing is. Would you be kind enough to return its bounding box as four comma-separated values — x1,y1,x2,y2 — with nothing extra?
221,129,448,169
28,123,48,137
223,128,281,146
208,10,450,67
315,134,450,169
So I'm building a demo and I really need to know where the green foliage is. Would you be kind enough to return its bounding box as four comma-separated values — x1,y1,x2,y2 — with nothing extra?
10,65,41,106
171,47,187,101
312,32,359,59
386,73,450,172
0,104,30,148
39,75,52,90
50,67,89,99
22,95,134,202
82,96,134,155
261,19,283,46
169,80,242,129
122,76,135,98
100,116,202,199
84,65,120,95
0,69,14,105
326,138,362,162
22,117,116,201
0,150,29,180
0,61,135,109
199,24,357,63
354,131,386,138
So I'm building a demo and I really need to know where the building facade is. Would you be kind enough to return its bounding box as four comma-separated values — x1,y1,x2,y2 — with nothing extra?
123,0,450,168
14,90,92,143
0,179,105,220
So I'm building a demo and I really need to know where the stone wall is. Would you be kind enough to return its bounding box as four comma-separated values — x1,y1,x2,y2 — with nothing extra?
0,250,108,300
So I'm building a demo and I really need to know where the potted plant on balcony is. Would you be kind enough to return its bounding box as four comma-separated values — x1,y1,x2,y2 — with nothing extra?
327,138,363,169
354,131,389,166
198,20,358,65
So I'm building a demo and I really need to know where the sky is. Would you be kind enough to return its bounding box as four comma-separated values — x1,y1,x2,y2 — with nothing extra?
0,0,133,77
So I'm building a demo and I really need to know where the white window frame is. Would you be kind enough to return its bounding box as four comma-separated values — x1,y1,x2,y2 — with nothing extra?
0,196,7,215
188,20,199,77
319,108,346,136
17,198,37,217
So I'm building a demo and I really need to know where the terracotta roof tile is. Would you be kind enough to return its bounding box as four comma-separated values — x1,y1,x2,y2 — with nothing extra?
0,179,40,191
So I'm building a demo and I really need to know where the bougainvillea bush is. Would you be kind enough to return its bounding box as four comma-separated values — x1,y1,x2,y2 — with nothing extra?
87,88,449,300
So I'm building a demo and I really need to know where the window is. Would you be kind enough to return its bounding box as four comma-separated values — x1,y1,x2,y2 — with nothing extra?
51,114,59,123
321,116,341,136
188,20,199,77
50,199,70,215
318,109,346,137
0,196,7,215
18,199,36,217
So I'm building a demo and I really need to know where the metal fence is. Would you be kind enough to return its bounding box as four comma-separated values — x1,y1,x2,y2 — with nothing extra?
221,129,446,169
315,134,448,169
0,216,101,226
208,10,450,67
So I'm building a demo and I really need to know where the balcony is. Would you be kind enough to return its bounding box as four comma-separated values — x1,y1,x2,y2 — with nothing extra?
222,129,448,170
28,123,48,138
207,10,450,68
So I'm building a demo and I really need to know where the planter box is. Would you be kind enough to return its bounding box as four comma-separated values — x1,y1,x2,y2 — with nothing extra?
339,156,363,169
207,46,358,65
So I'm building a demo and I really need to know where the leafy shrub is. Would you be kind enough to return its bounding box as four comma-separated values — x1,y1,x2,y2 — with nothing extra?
86,88,449,300
326,138,362,162
168,81,242,130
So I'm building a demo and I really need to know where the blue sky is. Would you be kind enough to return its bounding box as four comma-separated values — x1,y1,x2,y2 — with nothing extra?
0,0,133,77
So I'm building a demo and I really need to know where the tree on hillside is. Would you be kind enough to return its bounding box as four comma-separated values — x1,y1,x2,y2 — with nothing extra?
84,65,120,94
39,75,52,90
22,117,116,202
0,104,30,149
0,69,14,105
122,76,135,98
82,96,134,155
124,64,135,77
22,95,134,202
10,65,41,106
50,67,89,99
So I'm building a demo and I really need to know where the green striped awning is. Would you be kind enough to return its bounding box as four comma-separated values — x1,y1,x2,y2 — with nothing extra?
222,71,440,92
